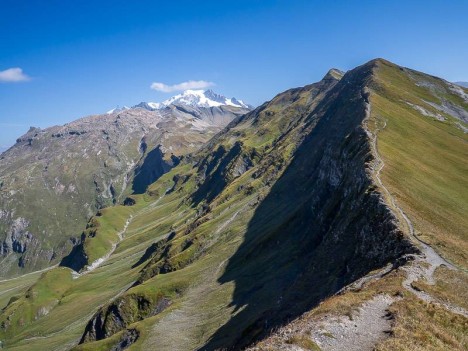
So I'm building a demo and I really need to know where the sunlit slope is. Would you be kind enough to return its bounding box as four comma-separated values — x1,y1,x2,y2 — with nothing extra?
0,176,199,350
369,59,468,268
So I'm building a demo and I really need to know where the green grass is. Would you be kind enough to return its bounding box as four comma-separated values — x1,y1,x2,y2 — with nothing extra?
0,268,73,339
0,155,260,350
0,269,46,310
370,60,468,268
0,180,186,349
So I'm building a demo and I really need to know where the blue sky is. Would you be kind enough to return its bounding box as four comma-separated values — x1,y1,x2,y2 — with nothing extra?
1,0,467,148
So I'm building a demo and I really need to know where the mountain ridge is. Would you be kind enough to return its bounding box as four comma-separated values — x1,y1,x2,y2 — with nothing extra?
0,58,466,351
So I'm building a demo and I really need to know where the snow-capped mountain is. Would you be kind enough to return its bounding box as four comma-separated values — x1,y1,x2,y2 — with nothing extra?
134,89,252,111
106,90,252,114
106,106,130,114
158,89,251,109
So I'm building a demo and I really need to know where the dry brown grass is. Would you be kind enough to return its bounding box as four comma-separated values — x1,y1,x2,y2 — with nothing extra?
285,334,321,350
412,267,468,311
249,265,468,351
307,270,405,319
376,296,468,351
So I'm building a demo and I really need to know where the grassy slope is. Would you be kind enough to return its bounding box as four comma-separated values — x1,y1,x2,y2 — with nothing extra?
0,166,263,350
0,78,334,350
370,60,468,268
0,172,195,350
368,60,468,350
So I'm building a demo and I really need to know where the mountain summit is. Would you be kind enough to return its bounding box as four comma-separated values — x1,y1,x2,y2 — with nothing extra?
132,89,252,111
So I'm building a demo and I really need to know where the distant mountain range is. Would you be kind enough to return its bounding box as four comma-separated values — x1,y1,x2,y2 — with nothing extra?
0,90,251,277
107,89,252,114
455,81,468,88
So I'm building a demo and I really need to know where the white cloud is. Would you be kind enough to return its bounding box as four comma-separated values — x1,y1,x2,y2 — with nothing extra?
150,80,215,93
0,67,31,82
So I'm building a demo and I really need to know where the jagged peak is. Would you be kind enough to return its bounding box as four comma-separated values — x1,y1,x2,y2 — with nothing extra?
323,68,345,81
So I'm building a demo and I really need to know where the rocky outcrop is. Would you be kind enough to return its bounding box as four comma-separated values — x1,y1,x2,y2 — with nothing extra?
110,328,139,351
0,213,33,255
191,141,257,205
0,211,47,269
80,293,171,343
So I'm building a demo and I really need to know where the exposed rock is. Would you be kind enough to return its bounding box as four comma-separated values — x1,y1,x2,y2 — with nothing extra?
80,294,171,343
406,101,445,121
110,328,139,351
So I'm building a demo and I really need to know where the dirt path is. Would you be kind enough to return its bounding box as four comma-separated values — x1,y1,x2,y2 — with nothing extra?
365,95,468,317
0,264,59,284
312,295,395,351
247,295,396,351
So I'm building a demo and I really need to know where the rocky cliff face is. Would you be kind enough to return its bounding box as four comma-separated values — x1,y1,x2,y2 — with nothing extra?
0,105,248,278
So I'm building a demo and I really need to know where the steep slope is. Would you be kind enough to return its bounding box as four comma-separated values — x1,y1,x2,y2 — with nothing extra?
247,59,468,351
0,101,249,278
0,59,466,351
370,61,468,267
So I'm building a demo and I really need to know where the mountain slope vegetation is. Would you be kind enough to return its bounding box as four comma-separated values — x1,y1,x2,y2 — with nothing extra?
0,59,466,351
0,103,248,278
